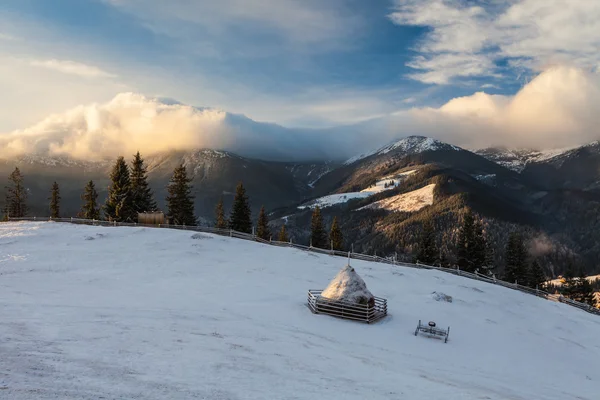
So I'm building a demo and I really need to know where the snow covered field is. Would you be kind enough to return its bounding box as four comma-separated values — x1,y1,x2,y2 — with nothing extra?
1,222,599,399
298,169,417,209
361,184,436,212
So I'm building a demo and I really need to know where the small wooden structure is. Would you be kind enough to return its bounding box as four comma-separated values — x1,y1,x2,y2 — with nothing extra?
308,290,387,323
137,211,165,225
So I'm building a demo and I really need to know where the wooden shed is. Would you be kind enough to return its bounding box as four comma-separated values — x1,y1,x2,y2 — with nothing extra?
137,211,165,225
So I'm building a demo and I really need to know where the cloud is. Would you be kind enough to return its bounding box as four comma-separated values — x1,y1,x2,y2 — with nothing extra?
389,0,600,84
104,0,360,52
398,66,600,149
1,66,598,163
29,59,117,79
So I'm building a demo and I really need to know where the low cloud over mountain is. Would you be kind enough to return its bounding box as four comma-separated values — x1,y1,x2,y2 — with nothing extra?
1,66,598,161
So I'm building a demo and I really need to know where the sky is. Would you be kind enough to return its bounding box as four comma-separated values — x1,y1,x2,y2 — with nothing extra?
0,0,599,160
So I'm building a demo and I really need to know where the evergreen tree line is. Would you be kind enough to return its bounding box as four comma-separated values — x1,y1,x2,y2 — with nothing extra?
3,152,197,225
310,206,344,250
214,182,290,242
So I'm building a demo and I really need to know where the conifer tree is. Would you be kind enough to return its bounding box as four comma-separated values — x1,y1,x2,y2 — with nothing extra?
166,164,196,225
416,219,436,264
256,205,271,240
104,156,135,222
310,206,327,248
457,210,476,272
574,270,596,306
49,181,60,218
329,216,344,250
504,232,528,284
278,224,289,242
472,220,487,270
528,259,546,289
214,197,228,229
4,167,27,218
130,151,156,213
80,180,100,220
229,182,252,233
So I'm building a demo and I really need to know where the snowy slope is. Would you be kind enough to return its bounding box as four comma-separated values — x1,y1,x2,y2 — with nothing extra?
298,170,417,209
1,222,599,400
475,146,579,172
344,136,460,165
360,184,436,212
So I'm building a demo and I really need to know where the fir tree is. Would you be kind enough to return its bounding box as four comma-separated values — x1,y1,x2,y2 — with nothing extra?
214,197,228,229
256,205,271,240
278,224,289,242
561,261,578,298
310,206,327,248
472,220,487,270
528,259,546,289
166,164,196,225
457,210,476,272
80,180,100,220
4,167,28,218
229,182,252,233
416,219,436,264
504,232,528,284
329,216,344,251
104,157,135,222
130,151,157,213
49,181,60,218
574,270,596,306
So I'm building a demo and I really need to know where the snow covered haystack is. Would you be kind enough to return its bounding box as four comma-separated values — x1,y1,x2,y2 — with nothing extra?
321,265,375,307
309,264,387,323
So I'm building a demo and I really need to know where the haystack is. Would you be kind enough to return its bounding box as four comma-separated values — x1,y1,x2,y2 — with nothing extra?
321,265,375,307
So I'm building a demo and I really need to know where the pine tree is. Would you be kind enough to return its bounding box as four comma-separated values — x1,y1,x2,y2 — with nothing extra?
574,270,596,306
329,216,344,250
457,210,476,272
504,232,528,284
310,206,327,248
166,164,196,226
4,167,28,218
229,182,252,233
528,259,546,289
416,219,436,265
472,220,487,271
214,197,228,229
80,180,100,220
49,181,60,218
562,261,578,298
256,205,271,240
104,157,135,222
278,224,289,242
130,152,157,213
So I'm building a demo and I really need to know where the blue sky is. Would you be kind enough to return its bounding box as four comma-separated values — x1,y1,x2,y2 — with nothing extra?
0,0,598,140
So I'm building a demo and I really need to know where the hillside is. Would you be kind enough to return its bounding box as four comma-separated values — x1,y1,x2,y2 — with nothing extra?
1,222,598,399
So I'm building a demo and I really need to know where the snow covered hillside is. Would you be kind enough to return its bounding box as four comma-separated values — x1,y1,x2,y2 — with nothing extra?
298,169,417,209
361,184,436,212
1,222,599,399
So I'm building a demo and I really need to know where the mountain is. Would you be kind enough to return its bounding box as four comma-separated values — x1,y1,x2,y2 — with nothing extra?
0,150,333,220
475,147,574,173
1,221,597,399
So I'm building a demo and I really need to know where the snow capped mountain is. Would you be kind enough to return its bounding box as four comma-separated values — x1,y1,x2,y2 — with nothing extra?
344,136,461,165
475,146,578,172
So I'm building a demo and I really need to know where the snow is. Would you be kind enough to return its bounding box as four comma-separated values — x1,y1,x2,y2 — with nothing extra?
321,265,374,305
1,221,599,400
361,184,436,212
344,136,460,165
299,170,417,209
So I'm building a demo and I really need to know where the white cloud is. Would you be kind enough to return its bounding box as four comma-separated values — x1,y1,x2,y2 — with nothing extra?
29,59,116,79
104,0,360,51
390,0,600,84
0,33,16,41
400,66,600,149
2,67,598,162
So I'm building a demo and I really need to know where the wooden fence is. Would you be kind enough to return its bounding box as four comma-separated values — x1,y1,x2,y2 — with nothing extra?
6,216,600,317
